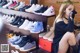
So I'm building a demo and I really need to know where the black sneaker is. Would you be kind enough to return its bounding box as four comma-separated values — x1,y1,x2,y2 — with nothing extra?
16,18,25,27
30,0,38,5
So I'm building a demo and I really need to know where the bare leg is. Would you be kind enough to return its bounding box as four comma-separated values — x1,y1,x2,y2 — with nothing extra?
58,32,76,53
43,31,53,39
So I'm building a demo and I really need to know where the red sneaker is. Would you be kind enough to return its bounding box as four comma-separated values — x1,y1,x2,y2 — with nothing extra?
8,1,17,9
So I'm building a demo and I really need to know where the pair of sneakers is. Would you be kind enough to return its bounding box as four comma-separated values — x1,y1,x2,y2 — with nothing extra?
10,16,25,27
9,34,36,52
13,36,36,52
42,6,55,16
7,32,21,45
25,4,43,13
25,4,55,16
2,0,13,8
19,41,36,51
0,0,7,7
14,2,25,10
19,20,44,33
34,6,55,16
8,1,18,9
2,14,15,23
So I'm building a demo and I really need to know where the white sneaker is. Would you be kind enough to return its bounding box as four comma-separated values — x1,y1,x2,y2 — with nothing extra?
3,0,13,8
32,4,43,12
19,20,29,29
3,15,9,21
25,4,36,12
24,21,34,30
42,6,55,16
3,15,9,20
2,15,6,20
8,35,20,43
15,2,25,10
6,16,12,22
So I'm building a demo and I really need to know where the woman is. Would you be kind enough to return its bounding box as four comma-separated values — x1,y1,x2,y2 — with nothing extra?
45,1,78,53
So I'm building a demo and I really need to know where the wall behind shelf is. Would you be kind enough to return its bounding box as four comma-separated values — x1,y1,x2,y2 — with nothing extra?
17,0,30,4
18,0,80,27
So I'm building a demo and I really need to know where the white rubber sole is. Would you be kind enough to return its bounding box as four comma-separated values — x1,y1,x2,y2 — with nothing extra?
20,46,36,52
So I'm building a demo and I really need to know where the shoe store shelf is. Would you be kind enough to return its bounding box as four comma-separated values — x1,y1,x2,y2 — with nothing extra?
0,8,47,22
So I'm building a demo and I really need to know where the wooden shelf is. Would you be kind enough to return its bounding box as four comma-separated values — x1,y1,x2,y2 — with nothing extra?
0,8,47,22
0,8,48,32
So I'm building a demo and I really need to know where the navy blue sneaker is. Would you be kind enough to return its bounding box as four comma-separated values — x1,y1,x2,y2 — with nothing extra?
0,0,2,3
19,5,31,12
11,16,22,25
10,16,19,24
14,36,31,49
0,2,7,7
35,6,48,14
0,0,7,7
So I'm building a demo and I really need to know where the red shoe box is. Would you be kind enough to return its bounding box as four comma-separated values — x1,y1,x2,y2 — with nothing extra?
39,37,53,52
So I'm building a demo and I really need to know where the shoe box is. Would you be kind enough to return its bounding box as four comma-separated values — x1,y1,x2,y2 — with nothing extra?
39,37,53,52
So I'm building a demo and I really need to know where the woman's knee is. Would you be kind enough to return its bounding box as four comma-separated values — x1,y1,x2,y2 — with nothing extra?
58,32,76,53
67,32,77,46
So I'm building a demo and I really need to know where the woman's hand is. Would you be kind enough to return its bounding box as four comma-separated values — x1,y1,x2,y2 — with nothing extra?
70,10,77,19
69,11,73,20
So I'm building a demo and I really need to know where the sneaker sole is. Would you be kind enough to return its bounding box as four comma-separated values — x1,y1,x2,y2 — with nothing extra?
30,29,44,33
20,46,36,52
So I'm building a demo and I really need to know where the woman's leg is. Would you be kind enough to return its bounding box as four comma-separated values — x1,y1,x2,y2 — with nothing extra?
58,32,77,53
43,31,53,39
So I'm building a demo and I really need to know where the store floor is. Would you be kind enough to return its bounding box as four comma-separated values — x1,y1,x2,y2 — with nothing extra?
0,26,50,53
